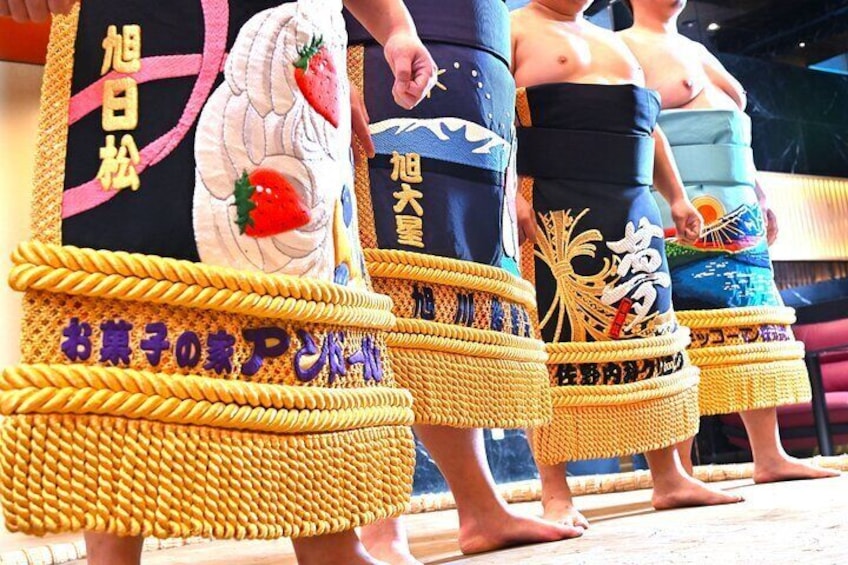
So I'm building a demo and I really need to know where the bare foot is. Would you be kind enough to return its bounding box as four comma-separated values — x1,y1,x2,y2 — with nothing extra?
541,498,590,529
458,509,583,555
652,474,743,510
292,530,384,565
360,518,422,565
753,456,841,484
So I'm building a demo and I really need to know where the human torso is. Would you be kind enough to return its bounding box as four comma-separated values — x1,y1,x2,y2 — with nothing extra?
619,29,737,110
511,6,644,88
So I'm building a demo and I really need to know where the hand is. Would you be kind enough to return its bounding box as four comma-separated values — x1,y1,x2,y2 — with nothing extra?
382,31,437,110
516,193,536,245
0,0,76,22
763,205,779,245
671,199,702,244
350,88,375,165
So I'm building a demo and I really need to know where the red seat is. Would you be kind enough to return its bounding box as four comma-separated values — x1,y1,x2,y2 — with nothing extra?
718,318,848,453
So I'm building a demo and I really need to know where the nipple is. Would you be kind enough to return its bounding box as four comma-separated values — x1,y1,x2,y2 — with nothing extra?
683,78,695,89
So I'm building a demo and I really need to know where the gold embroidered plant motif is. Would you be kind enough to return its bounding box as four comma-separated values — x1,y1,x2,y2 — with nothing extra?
535,209,670,343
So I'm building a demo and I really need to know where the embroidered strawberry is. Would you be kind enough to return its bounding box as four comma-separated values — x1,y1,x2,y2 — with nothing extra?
293,35,340,128
234,169,310,238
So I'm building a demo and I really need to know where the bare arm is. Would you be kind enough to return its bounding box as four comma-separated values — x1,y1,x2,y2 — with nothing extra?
699,44,746,111
343,0,417,45
344,0,436,109
652,126,687,206
754,177,779,245
653,125,702,242
0,0,75,21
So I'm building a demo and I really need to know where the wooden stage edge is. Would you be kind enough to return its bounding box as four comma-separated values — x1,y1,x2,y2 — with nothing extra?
1,455,846,565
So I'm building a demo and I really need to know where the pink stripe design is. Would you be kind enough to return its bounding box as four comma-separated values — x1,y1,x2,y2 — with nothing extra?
62,0,230,219
68,55,203,126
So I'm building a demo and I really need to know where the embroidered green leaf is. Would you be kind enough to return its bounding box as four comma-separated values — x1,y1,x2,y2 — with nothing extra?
234,170,256,235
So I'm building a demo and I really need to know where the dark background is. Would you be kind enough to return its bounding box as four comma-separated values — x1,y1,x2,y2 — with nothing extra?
507,0,848,178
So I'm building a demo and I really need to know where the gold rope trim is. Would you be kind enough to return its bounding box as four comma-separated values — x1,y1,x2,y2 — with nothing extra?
546,327,691,365
347,44,378,250
389,347,551,429
1,365,414,433
0,415,414,539
10,242,395,331
532,367,700,464
687,340,805,367
31,5,80,245
365,248,537,308
677,306,796,329
515,88,532,128
389,319,546,359
519,176,536,287
698,358,812,416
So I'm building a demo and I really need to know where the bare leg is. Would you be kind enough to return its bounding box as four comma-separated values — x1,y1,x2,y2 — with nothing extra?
84,532,144,565
537,462,589,529
293,530,382,565
646,445,743,510
360,517,421,565
741,407,840,483
676,436,696,476
416,425,582,554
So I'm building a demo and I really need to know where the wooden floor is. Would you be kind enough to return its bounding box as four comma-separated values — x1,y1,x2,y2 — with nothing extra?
3,473,840,564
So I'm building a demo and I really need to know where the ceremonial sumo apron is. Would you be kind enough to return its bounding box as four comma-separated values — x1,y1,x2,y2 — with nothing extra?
1,0,415,540
516,84,700,464
655,109,810,416
345,0,551,429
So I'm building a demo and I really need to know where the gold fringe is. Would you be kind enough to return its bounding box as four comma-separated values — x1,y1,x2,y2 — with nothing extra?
698,359,811,416
678,307,811,415
364,247,550,429
387,346,551,429
531,367,701,464
0,415,414,539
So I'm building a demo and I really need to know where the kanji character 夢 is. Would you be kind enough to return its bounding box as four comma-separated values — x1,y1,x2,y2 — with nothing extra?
601,217,670,331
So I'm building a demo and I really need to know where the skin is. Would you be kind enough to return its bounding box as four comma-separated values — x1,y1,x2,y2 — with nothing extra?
621,0,839,486
6,1,434,564
618,0,783,242
0,0,75,21
362,426,582,565
511,0,744,526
